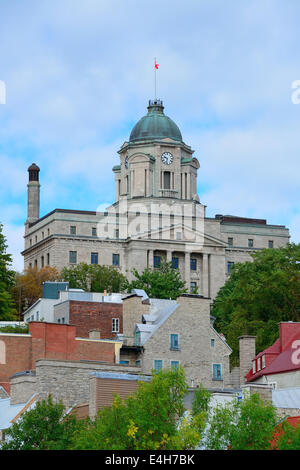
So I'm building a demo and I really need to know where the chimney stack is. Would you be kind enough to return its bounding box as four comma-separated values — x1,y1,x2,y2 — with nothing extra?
26,163,40,225
239,335,256,386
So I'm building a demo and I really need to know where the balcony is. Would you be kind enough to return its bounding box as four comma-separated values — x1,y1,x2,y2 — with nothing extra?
159,189,178,198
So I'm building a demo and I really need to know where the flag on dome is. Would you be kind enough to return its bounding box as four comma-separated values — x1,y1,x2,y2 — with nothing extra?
155,59,159,69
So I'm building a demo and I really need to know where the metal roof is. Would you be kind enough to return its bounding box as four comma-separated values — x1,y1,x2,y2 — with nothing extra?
272,388,300,409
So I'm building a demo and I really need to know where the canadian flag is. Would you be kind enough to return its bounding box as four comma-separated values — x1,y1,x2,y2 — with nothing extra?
155,60,159,69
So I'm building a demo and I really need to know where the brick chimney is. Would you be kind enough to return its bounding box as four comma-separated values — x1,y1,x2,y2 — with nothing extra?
239,335,256,385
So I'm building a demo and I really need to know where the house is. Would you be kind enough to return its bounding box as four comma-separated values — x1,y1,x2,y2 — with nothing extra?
244,322,300,389
119,290,233,389
23,282,123,338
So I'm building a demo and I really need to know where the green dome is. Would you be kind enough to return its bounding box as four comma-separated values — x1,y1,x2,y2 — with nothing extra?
129,100,182,143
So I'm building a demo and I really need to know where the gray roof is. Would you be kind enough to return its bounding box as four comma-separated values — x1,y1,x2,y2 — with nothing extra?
0,395,36,431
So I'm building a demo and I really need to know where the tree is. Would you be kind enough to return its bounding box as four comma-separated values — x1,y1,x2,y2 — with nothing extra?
211,243,300,365
12,265,59,313
1,395,83,450
60,263,127,293
203,393,277,450
124,261,187,299
275,419,300,450
0,223,17,320
72,368,206,450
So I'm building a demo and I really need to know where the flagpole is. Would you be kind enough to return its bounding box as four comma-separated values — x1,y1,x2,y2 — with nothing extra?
154,57,157,100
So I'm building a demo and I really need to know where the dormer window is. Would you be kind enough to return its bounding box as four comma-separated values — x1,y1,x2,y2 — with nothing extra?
257,357,261,371
262,355,265,368
252,360,256,374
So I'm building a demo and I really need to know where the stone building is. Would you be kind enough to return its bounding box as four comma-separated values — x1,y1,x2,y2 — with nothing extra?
22,99,290,298
119,290,232,389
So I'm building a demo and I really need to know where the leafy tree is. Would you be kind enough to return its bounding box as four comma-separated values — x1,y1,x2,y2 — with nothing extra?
203,393,277,450
211,243,300,365
12,265,59,313
1,395,83,450
124,261,187,299
72,368,206,450
60,263,127,293
0,223,17,320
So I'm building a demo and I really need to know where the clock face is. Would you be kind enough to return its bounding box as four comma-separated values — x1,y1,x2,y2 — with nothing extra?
125,156,129,169
161,152,173,165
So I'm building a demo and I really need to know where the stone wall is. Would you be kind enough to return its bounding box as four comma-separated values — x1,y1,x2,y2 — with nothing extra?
36,359,141,408
10,372,37,405
140,295,232,388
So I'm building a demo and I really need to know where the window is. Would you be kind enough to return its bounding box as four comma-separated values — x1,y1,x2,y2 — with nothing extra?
115,229,119,238
213,364,222,380
135,330,141,346
211,339,215,348
136,360,141,367
252,361,256,374
227,262,234,273
170,334,180,350
35,236,37,243
171,361,179,371
248,239,254,248
190,281,197,293
47,228,50,236
163,171,171,189
172,257,179,269
91,252,98,264
30,238,32,247
190,258,197,271
112,253,120,266
34,259,37,268
257,357,261,371
41,256,44,268
69,251,77,264
112,318,119,333
36,311,39,321
154,360,163,371
42,232,44,239
120,360,129,365
70,226,76,235
92,227,97,236
47,253,50,265
61,317,65,324
228,237,233,246
153,255,160,268
262,355,265,368
268,240,274,248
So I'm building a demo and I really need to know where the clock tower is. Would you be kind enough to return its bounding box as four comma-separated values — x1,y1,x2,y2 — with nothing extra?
113,99,200,204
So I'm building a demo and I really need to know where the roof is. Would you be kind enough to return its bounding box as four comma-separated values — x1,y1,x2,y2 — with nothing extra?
246,323,300,382
0,394,37,431
129,100,182,143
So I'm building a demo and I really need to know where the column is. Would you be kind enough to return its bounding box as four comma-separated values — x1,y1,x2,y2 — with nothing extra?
202,253,209,297
187,172,191,199
148,249,154,268
166,250,172,263
185,251,191,292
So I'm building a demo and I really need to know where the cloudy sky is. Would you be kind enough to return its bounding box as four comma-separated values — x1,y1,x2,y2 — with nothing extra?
1,0,300,271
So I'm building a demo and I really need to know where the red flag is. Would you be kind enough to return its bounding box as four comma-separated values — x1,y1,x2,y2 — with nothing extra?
155,60,159,69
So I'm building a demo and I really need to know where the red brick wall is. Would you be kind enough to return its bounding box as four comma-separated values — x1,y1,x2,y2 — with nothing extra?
0,335,32,383
0,322,117,388
69,301,123,338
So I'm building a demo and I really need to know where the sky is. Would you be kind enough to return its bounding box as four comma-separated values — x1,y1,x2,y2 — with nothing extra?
1,0,300,271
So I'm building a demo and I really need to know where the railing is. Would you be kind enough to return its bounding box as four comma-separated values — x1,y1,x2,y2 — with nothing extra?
159,189,178,198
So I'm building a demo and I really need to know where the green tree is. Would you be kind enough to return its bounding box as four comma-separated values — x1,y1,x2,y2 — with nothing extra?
124,261,187,299
0,223,17,320
72,368,206,450
60,263,127,293
203,393,277,450
1,395,83,450
211,243,300,365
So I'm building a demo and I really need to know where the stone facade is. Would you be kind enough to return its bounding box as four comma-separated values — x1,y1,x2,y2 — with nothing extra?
36,359,141,409
122,294,232,389
22,100,290,300
239,336,256,386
